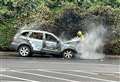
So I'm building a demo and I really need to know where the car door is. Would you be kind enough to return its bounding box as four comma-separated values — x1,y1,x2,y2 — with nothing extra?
28,32,43,51
43,33,60,52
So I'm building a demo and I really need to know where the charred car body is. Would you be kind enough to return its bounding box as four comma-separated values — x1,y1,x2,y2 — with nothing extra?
10,30,78,59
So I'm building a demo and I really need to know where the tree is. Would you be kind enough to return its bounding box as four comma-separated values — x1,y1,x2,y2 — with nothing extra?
0,0,39,20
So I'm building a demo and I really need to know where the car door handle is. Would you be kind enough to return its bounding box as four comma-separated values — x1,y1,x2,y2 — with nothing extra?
25,39,29,42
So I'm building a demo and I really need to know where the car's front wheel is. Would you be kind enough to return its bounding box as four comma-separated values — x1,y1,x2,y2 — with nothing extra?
63,50,75,59
18,45,31,57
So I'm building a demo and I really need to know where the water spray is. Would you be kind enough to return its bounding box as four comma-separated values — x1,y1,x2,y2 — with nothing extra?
77,24,107,59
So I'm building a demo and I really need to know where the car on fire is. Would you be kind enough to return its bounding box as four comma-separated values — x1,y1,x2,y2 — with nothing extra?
10,30,79,59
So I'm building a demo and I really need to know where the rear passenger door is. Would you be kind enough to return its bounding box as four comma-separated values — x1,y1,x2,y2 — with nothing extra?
28,32,43,51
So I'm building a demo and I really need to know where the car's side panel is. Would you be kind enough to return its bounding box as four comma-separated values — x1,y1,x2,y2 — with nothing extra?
42,41,58,51
27,38,43,51
10,34,31,50
27,31,44,51
61,43,77,53
42,33,61,53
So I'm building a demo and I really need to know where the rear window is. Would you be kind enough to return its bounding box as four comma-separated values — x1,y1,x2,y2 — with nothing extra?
30,32,43,40
21,32,29,36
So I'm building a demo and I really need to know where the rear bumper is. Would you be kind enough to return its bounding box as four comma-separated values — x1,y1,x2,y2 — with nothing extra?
9,42,18,50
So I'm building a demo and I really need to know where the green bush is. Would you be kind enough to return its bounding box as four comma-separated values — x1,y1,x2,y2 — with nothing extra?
0,21,16,50
104,40,120,55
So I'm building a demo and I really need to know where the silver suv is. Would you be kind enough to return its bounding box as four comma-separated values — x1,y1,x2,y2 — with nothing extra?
10,30,78,59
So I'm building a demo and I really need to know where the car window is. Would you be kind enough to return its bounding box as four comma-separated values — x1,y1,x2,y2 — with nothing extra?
21,32,29,36
46,34,57,42
30,32,43,40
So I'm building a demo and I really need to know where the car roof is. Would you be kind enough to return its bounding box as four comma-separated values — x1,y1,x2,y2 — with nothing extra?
21,30,49,33
20,30,55,36
20,30,60,41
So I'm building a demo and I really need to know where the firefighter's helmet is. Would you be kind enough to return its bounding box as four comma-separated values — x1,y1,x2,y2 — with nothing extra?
77,31,83,37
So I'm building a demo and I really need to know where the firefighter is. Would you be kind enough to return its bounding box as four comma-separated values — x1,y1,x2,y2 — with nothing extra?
77,31,85,41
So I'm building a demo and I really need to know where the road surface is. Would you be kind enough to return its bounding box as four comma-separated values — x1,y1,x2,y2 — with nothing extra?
0,52,120,82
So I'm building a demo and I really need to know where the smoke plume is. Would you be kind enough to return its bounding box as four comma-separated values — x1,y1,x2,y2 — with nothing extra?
76,24,107,59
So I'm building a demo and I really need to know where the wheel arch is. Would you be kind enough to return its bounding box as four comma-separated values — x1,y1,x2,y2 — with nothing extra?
17,44,33,52
62,48,77,54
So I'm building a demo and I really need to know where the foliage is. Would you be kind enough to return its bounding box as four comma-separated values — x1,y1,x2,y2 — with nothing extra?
0,20,16,49
0,0,39,20
104,40,120,55
0,0,120,54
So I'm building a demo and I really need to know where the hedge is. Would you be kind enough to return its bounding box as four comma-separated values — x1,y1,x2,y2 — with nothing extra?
0,21,16,50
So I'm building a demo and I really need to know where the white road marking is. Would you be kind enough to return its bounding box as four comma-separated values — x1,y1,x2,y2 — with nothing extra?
10,70,80,82
37,69,118,82
0,68,10,71
0,69,7,71
100,73,119,77
20,68,98,75
0,68,119,74
33,61,119,67
1,81,28,82
0,68,119,82
71,70,98,75
16,68,120,74
0,74,38,82
115,72,120,74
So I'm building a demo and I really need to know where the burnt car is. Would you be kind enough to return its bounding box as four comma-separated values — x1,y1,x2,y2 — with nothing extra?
10,30,78,59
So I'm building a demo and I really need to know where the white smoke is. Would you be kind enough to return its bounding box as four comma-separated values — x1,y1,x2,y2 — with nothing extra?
76,24,107,59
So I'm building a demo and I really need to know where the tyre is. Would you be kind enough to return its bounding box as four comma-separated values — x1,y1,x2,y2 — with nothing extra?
63,50,75,59
18,45,32,57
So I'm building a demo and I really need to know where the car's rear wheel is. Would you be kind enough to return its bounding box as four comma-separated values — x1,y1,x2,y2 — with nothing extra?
18,45,31,57
63,50,75,59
